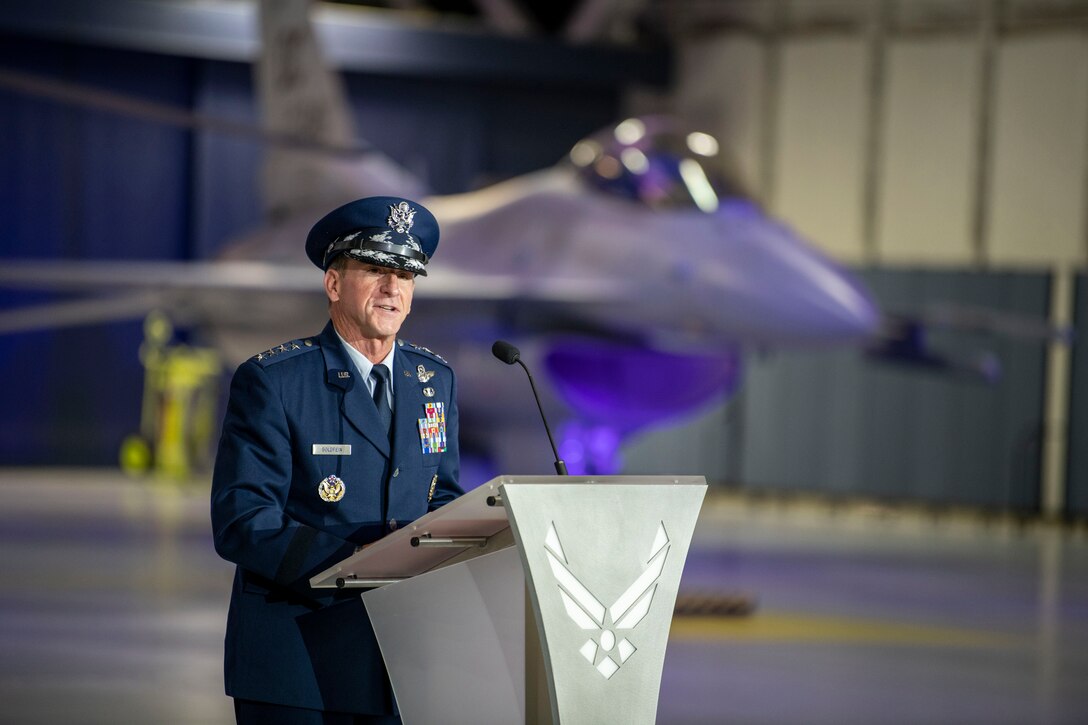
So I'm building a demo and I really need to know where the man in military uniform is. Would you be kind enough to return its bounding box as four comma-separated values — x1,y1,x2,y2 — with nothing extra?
211,196,462,724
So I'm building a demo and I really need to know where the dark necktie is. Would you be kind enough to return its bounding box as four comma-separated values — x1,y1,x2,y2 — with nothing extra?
370,365,392,436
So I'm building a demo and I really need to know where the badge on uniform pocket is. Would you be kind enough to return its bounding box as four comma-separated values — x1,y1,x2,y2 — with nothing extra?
418,401,447,454
318,475,346,502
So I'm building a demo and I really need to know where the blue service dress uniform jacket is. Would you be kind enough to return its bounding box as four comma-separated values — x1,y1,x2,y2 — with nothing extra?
210,321,462,714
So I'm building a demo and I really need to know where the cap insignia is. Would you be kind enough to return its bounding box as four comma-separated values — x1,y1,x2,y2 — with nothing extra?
388,201,416,234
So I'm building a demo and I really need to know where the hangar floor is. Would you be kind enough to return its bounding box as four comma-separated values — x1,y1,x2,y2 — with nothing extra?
0,469,1085,724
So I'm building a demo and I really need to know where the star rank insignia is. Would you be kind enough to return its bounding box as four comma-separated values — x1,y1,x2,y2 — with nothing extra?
252,338,308,363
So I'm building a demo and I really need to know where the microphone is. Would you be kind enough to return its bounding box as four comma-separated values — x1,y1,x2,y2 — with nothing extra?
491,340,568,476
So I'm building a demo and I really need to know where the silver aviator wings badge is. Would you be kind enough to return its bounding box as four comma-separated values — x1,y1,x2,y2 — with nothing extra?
543,521,670,679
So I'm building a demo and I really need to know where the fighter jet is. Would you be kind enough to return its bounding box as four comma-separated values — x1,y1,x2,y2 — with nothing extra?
0,0,880,475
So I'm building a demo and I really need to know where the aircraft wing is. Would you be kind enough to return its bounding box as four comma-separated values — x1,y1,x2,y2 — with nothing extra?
0,258,630,337
0,258,625,299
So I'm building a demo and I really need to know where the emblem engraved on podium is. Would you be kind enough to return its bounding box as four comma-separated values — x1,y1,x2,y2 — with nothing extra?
543,520,670,679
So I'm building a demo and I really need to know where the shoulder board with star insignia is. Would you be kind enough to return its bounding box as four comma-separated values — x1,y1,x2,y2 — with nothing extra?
397,338,449,365
252,337,317,366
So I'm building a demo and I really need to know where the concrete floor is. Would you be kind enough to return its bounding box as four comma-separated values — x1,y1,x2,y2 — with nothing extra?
0,469,1085,724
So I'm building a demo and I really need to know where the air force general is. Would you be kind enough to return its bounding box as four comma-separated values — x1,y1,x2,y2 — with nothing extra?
211,196,462,724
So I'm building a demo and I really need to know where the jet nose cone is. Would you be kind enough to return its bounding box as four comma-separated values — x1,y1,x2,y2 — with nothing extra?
680,201,881,345
787,254,880,341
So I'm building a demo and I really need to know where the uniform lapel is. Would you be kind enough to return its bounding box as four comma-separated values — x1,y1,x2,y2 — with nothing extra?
318,322,392,458
392,348,420,465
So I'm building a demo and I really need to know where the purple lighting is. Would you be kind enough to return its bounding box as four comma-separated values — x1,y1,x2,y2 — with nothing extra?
545,337,742,474
557,422,622,475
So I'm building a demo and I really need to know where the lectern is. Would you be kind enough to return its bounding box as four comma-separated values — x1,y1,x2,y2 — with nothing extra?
310,475,706,725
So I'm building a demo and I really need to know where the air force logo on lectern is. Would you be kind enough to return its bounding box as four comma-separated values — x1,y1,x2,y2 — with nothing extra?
543,521,671,679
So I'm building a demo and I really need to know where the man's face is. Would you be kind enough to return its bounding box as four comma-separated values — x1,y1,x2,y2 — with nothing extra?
326,259,415,342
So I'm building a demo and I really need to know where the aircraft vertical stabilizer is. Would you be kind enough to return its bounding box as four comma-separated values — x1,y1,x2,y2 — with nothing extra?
256,0,426,221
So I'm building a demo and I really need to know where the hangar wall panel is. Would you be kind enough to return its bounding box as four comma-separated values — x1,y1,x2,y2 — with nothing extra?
1066,274,1088,517
876,39,978,265
738,269,1049,510
987,34,1088,266
772,38,868,261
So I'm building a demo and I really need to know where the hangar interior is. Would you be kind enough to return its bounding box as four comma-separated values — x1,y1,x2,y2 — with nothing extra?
1,1,1087,723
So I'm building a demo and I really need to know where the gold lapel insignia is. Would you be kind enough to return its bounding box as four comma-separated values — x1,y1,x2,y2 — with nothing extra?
318,475,346,502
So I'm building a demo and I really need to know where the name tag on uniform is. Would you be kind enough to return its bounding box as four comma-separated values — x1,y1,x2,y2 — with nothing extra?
312,444,352,455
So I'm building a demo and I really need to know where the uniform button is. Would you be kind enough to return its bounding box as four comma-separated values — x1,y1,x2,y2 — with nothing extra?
392,468,399,477
388,519,397,531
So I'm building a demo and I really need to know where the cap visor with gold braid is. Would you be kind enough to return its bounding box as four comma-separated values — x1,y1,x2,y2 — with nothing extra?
305,196,439,276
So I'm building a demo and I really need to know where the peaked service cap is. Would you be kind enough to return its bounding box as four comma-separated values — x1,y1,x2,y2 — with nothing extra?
305,196,439,275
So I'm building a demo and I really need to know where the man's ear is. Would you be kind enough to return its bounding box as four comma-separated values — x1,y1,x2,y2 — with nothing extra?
324,268,340,303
